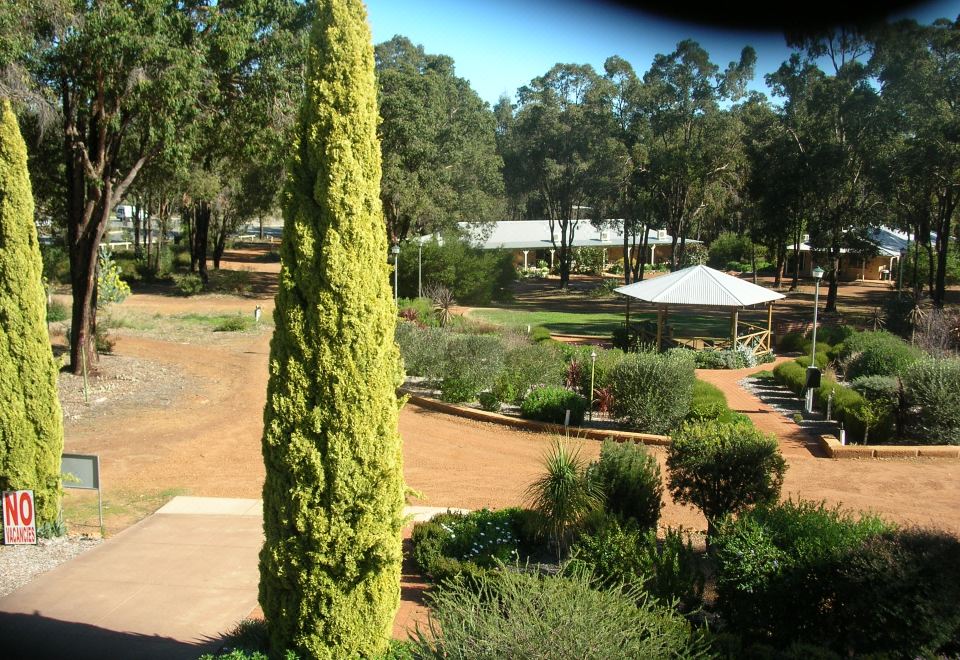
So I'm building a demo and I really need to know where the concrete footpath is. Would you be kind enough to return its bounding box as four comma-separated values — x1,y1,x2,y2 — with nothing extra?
0,497,457,660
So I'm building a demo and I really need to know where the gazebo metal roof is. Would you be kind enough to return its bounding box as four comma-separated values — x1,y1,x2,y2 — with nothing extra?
614,264,785,308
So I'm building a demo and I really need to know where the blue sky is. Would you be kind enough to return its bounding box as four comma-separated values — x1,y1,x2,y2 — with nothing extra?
365,0,959,107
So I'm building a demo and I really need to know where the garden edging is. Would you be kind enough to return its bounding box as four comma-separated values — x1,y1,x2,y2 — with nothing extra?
401,389,671,446
818,435,960,459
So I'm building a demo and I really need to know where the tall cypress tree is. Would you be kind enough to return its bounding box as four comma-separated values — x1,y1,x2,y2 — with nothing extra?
0,99,64,529
258,1,404,657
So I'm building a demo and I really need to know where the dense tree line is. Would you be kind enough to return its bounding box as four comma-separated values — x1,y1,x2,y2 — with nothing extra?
2,6,959,373
496,19,960,308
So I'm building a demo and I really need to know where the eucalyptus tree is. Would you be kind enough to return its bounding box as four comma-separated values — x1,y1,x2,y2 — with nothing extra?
872,17,960,307
502,63,613,287
376,36,504,245
773,29,886,311
640,40,755,269
4,0,205,374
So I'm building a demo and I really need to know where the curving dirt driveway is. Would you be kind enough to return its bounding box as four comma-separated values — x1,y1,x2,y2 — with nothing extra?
60,248,960,538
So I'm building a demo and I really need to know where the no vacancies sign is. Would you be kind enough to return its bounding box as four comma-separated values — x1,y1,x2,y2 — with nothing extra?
2,490,37,545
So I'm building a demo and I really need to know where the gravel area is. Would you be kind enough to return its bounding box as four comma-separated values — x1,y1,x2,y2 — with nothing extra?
739,374,840,438
0,535,102,598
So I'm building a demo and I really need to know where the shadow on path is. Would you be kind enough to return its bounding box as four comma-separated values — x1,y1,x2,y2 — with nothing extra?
0,611,223,660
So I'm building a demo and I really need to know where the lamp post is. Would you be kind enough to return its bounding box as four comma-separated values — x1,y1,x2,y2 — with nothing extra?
589,349,597,422
391,244,400,303
807,265,825,412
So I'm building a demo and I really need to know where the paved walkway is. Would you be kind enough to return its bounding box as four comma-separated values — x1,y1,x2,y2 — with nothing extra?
696,358,828,458
0,498,455,659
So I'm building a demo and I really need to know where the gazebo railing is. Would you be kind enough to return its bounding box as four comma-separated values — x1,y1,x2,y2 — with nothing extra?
618,319,773,356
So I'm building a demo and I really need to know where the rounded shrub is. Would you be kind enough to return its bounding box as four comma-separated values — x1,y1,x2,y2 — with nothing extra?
477,391,501,412
520,386,588,425
841,330,921,379
609,350,695,434
777,332,808,353
795,344,831,370
174,273,204,296
667,420,786,539
587,440,663,530
439,333,503,403
902,357,960,445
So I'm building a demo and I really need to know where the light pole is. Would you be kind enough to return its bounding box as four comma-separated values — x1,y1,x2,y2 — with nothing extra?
418,240,423,299
391,244,400,303
806,265,824,412
589,349,597,421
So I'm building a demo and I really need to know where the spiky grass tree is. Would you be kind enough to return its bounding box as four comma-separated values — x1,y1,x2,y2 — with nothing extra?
258,1,404,657
0,99,64,530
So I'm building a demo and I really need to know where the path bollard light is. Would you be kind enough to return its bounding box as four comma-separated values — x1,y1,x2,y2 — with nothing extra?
254,305,262,324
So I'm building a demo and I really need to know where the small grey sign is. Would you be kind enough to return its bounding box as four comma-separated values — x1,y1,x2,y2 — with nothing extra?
62,454,99,490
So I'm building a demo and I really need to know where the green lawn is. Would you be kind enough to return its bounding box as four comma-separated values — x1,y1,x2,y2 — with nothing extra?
470,307,730,338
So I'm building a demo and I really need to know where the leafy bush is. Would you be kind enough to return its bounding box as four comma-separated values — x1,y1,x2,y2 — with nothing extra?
411,508,527,576
794,350,831,371
528,325,552,343
477,391,501,412
210,268,252,295
524,440,602,555
831,526,960,656
565,346,626,395
568,520,704,613
667,420,786,538
777,331,808,353
409,569,709,659
492,342,566,405
396,232,515,305
814,324,854,346
903,357,960,444
519,386,588,425
573,246,606,274
841,330,921,379
214,315,249,332
587,440,663,530
46,300,68,323
396,296,435,327
609,350,695,434
849,375,899,441
40,243,71,284
708,232,760,269
96,248,131,307
174,273,204,296
711,501,960,657
439,333,503,403
394,321,447,384
686,379,749,425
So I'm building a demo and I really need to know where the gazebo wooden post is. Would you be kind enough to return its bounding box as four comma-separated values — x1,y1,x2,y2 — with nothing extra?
656,306,664,351
767,302,774,352
730,308,739,349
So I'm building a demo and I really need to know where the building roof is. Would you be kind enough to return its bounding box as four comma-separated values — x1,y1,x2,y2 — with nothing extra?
424,220,693,250
795,226,931,257
614,264,785,308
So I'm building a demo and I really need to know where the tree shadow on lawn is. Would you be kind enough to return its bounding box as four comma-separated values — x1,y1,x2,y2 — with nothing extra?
0,611,221,660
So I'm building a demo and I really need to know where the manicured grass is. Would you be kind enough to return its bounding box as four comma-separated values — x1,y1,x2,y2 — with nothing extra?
470,307,731,338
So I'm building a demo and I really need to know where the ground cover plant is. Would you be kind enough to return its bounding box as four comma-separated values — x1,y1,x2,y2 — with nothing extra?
410,569,710,659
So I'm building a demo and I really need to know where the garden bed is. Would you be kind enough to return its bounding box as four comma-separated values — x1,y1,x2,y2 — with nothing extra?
400,380,670,446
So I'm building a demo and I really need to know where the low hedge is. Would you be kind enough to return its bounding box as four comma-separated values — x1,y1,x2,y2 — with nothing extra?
519,386,588,425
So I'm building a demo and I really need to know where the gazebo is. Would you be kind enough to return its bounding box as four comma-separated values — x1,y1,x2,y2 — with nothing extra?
614,264,786,355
